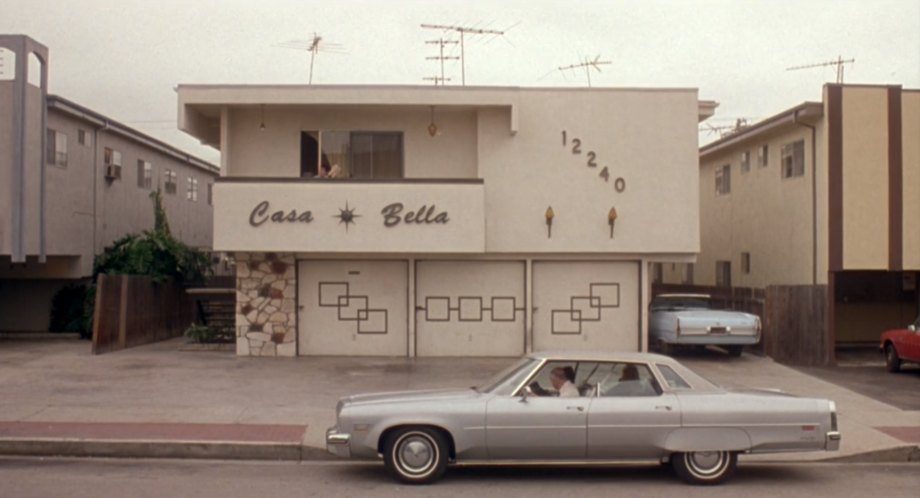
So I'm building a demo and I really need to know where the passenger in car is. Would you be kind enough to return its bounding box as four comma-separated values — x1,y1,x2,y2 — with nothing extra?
604,364,655,396
551,366,580,398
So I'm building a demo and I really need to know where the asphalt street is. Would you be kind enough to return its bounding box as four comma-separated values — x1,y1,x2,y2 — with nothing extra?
0,458,917,498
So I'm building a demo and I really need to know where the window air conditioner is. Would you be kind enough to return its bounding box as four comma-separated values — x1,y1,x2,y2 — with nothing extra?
105,164,120,180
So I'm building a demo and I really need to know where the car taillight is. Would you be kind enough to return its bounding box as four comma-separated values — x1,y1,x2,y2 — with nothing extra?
829,401,838,431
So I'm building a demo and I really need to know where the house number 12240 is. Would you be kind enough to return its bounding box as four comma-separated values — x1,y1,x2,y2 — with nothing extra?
561,130,626,192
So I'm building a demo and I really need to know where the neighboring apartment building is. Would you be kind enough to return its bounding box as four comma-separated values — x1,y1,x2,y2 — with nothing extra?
178,83,716,357
0,35,219,331
676,84,919,349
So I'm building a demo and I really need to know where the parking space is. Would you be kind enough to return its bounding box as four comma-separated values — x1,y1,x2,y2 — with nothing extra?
792,348,920,411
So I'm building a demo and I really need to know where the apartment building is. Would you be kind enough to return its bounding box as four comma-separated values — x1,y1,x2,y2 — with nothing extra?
684,84,919,349
178,83,716,357
0,35,219,331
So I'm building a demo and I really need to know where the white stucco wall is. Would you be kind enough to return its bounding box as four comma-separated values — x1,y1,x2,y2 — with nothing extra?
196,86,702,258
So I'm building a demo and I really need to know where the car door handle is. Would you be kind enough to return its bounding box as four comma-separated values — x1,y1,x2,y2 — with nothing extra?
566,406,585,412
655,405,673,411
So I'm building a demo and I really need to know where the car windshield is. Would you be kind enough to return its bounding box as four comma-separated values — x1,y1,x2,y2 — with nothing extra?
651,296,712,310
476,357,539,395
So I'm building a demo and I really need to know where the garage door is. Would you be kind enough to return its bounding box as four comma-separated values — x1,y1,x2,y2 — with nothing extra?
298,260,408,356
416,261,525,356
533,261,639,352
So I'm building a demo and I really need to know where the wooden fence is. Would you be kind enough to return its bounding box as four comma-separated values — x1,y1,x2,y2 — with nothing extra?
651,283,831,365
91,274,194,354
763,285,831,366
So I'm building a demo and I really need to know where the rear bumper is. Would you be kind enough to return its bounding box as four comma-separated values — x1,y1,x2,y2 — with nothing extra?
669,335,760,346
326,427,351,458
826,431,842,451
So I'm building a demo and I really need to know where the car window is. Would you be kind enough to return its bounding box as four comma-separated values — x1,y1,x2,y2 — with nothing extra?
478,358,538,395
524,361,600,397
656,364,692,390
597,362,660,397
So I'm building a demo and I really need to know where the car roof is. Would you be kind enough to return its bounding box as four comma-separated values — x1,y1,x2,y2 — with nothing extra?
524,351,721,392
654,293,712,299
526,351,676,363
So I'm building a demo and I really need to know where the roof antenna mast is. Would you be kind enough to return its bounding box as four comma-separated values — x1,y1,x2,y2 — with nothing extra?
274,33,347,84
420,23,513,85
554,55,611,87
786,56,855,84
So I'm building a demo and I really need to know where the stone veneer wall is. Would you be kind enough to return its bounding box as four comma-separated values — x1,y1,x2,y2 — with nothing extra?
234,252,296,357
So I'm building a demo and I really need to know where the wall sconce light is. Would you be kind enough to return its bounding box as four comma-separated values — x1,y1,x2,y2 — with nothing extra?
545,206,555,238
427,106,438,137
608,207,618,238
259,104,266,132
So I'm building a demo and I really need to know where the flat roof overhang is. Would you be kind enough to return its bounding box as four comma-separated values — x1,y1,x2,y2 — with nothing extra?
178,84,716,149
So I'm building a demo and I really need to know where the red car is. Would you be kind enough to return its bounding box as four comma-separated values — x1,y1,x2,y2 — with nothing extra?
880,315,920,372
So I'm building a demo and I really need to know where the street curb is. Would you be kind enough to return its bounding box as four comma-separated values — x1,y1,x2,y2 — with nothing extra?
0,438,305,461
2,438,917,464
820,445,920,463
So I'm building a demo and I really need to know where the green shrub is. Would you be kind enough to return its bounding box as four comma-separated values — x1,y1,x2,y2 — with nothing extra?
184,322,234,344
184,323,214,343
66,189,212,340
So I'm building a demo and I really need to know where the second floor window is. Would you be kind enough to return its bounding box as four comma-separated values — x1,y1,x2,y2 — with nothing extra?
741,252,751,274
758,144,768,167
207,183,213,205
715,164,731,195
302,131,404,179
137,160,152,189
104,147,122,180
187,177,198,201
46,129,67,167
782,140,805,178
164,169,177,194
740,150,751,173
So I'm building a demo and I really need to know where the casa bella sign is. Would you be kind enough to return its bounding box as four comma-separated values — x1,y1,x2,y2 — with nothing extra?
248,201,450,228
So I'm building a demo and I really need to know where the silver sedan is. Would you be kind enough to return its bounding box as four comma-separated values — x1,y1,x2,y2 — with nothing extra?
327,351,840,485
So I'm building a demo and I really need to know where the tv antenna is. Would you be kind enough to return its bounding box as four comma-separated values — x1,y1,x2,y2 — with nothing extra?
274,34,347,84
700,118,751,138
787,56,855,84
555,55,612,87
420,23,513,85
425,38,459,86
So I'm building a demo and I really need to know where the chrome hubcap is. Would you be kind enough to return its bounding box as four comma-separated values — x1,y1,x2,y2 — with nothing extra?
399,437,433,471
688,451,724,475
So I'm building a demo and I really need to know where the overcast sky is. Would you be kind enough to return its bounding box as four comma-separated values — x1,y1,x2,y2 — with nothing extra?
2,0,918,165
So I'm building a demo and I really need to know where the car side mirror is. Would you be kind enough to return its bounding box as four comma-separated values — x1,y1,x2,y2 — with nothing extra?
519,387,531,403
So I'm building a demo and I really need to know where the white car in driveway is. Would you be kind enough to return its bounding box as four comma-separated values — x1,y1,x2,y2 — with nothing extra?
650,294,761,356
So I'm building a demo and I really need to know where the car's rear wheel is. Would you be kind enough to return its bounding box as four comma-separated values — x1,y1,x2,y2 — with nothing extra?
671,450,737,485
383,427,449,484
885,343,902,373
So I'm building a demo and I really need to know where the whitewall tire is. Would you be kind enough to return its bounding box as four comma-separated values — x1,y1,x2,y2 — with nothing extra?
383,427,449,484
671,450,737,485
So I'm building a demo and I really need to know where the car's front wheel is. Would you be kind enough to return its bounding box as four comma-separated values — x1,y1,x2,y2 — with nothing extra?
885,343,902,373
671,450,737,485
383,427,449,484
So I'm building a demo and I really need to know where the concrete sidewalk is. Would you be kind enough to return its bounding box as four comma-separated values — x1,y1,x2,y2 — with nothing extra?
0,336,917,463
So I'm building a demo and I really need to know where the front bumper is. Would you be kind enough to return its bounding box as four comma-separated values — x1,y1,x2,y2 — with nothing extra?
826,431,842,451
326,427,351,458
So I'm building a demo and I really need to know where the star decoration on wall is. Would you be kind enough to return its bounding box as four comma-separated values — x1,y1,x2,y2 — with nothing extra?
334,201,360,231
